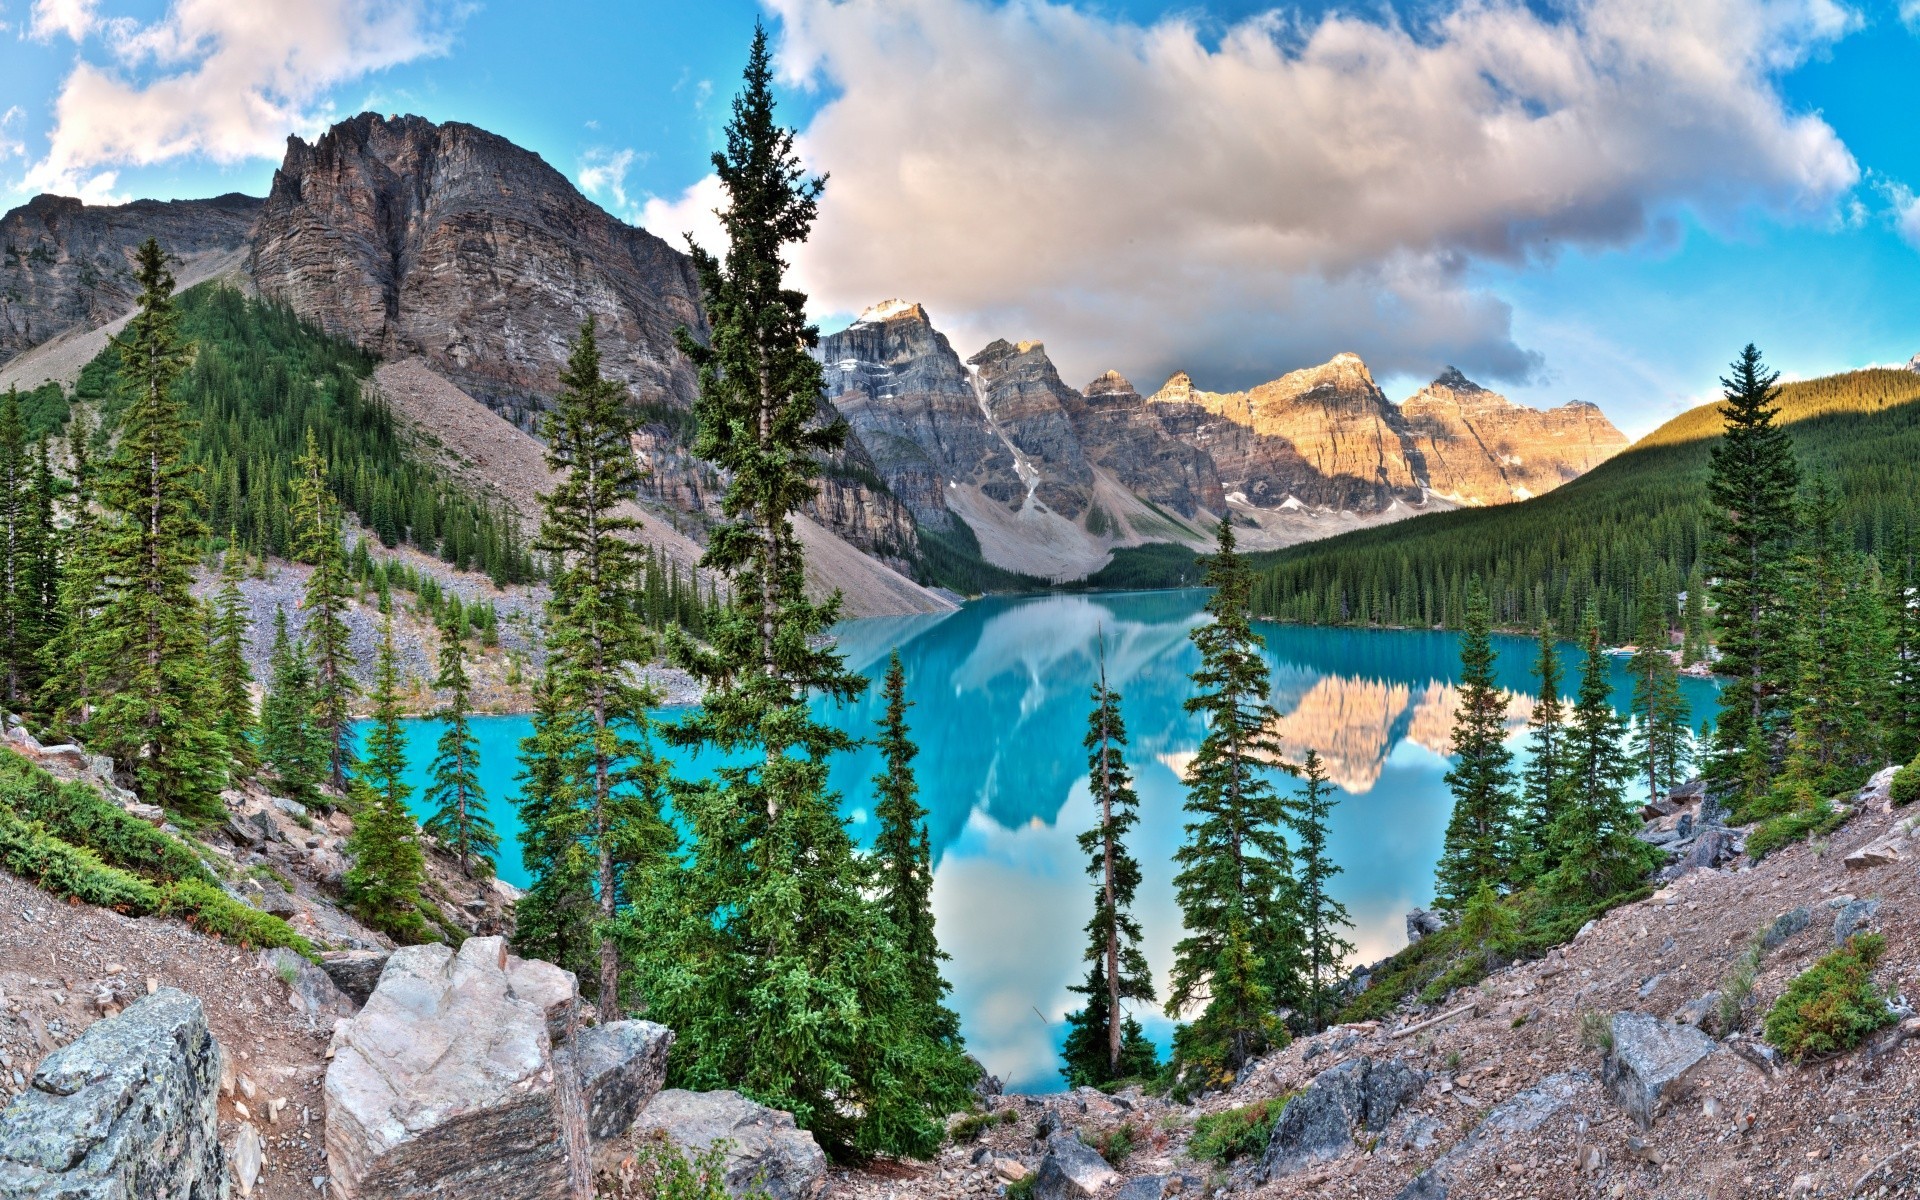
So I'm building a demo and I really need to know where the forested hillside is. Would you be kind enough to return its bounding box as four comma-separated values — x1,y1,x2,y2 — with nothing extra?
74,284,535,584
1247,367,1920,638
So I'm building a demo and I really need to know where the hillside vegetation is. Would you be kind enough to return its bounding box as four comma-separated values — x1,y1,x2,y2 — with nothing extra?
1246,367,1920,638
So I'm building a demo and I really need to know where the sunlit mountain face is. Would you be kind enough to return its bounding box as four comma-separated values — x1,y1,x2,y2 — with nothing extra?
372,590,1717,1092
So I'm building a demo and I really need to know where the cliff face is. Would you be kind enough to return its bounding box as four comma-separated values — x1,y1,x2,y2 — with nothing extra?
1149,353,1427,512
247,112,703,429
1076,371,1225,518
1400,368,1629,503
818,301,1019,532
967,339,1095,519
0,193,261,360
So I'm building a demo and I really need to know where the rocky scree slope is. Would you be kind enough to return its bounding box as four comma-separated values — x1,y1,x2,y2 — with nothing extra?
818,303,1627,578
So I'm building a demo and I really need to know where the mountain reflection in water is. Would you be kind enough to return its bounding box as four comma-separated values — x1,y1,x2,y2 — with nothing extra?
379,588,1718,1093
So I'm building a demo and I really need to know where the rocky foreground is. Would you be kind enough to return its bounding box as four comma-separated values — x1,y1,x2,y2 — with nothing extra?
2,749,1918,1198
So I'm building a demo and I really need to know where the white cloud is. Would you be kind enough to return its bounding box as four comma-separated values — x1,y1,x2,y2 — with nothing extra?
1886,182,1920,250
22,0,461,199
641,171,729,260
576,146,649,222
0,108,25,161
28,0,105,41
1903,0,1920,31
712,0,1862,390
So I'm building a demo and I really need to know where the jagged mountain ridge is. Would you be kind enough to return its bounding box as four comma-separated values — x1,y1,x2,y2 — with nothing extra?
0,112,931,600
818,300,1628,577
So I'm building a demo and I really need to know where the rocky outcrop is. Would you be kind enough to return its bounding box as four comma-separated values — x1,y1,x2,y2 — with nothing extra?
629,1089,827,1200
1033,1131,1119,1200
248,112,702,429
324,935,670,1199
969,339,1094,518
1399,368,1627,504
1258,1056,1425,1179
0,988,225,1199
1600,1012,1717,1130
1393,1071,1591,1200
1075,372,1225,518
818,301,1018,531
0,192,260,362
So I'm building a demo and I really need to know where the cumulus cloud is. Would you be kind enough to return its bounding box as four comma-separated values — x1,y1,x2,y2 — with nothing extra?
22,0,461,199
1904,0,1920,30
0,109,25,162
641,172,730,262
643,0,1862,391
1887,182,1920,250
576,146,649,222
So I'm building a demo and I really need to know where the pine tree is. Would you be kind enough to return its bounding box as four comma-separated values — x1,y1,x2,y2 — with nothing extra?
1168,519,1298,1080
0,387,32,724
1706,344,1801,812
1513,620,1569,881
209,543,257,775
1680,571,1708,668
1549,603,1650,901
260,607,324,805
510,665,596,981
422,616,496,878
43,410,100,733
345,614,429,942
1060,958,1160,1089
22,434,61,716
1290,749,1353,1032
1886,533,1920,765
1628,588,1692,805
291,430,358,792
1063,641,1155,1083
1436,579,1517,906
75,239,224,815
531,317,671,1020
868,652,959,1041
630,25,974,1160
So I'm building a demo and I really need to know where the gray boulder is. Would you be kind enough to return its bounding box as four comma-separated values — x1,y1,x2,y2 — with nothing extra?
1034,1131,1119,1200
629,1090,826,1200
1601,1013,1717,1129
1763,906,1812,950
1115,1173,1204,1200
318,951,392,1007
262,946,357,1030
324,936,590,1199
574,1021,673,1143
1394,1071,1590,1200
1405,909,1446,943
1259,1056,1425,1179
0,988,225,1199
1833,898,1881,946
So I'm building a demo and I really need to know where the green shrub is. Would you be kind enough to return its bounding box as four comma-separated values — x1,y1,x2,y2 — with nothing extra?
1187,1095,1291,1164
0,751,216,885
948,1109,1016,1144
1088,1122,1138,1166
0,809,163,911
1892,759,1920,807
1746,801,1847,861
1763,933,1897,1061
598,1131,768,1200
1718,927,1770,1035
158,879,314,956
1577,1009,1614,1053
1005,1175,1037,1200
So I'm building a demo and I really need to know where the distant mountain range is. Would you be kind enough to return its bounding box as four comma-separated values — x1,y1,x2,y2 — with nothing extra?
4,111,1630,597
820,301,1626,578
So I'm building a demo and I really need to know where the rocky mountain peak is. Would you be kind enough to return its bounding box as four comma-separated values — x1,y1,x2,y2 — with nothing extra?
853,298,929,326
1430,366,1485,393
248,110,703,425
1907,352,1920,374
1148,371,1199,405
1084,369,1138,399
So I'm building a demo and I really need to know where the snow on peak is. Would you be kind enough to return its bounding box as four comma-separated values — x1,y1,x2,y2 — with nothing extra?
854,299,923,324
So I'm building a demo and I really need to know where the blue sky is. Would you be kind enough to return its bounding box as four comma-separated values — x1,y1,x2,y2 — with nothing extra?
3,0,1918,436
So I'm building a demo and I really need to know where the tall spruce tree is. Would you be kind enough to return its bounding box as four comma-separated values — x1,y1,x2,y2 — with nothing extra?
0,387,33,724
260,608,325,805
1548,603,1649,901
1627,589,1692,805
1168,519,1299,1080
292,430,357,791
529,317,671,1019
345,614,429,942
423,616,496,878
1436,579,1517,906
631,26,974,1160
1681,572,1708,668
1887,532,1920,764
1290,749,1353,1032
511,665,596,982
868,652,959,1041
210,544,257,775
1773,480,1883,808
1706,345,1800,812
1513,620,1568,881
76,239,224,815
43,409,99,732
1062,642,1155,1083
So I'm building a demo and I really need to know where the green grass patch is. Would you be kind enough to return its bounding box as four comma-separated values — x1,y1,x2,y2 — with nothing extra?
1746,801,1848,861
1764,933,1898,1060
1892,759,1920,807
1187,1095,1291,1164
948,1109,1016,1144
1087,1122,1139,1166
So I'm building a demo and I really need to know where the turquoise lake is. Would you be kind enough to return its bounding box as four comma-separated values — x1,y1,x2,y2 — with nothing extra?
368,588,1719,1092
